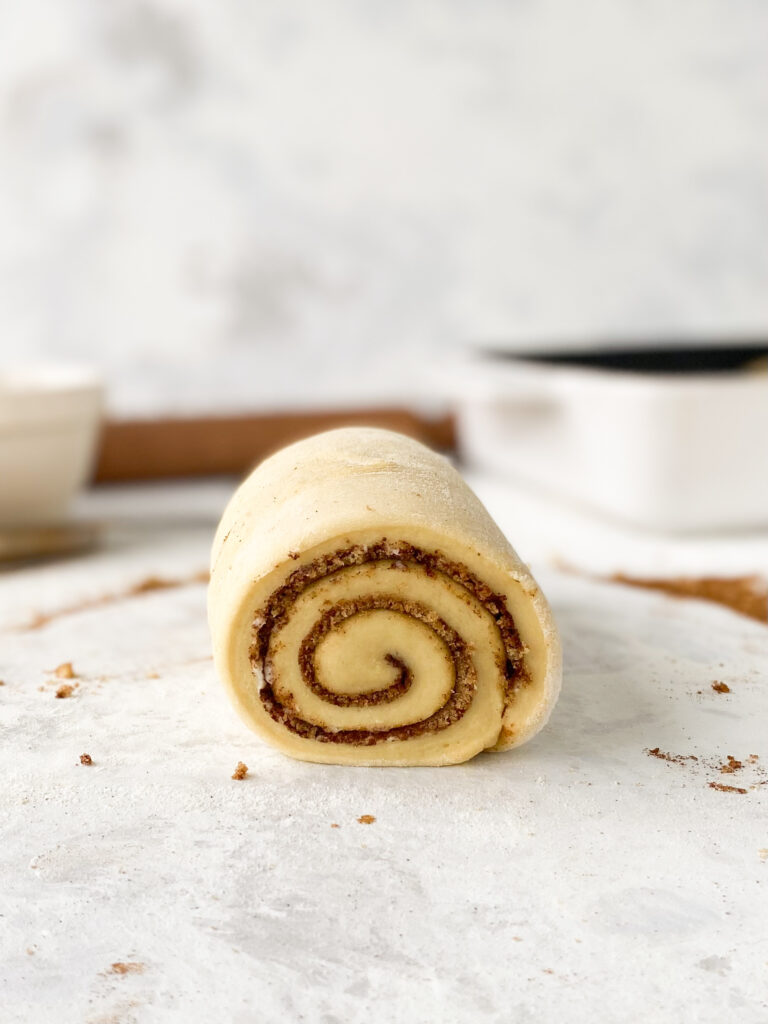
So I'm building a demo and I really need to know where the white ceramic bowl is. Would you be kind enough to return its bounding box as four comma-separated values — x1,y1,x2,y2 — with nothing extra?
0,366,104,526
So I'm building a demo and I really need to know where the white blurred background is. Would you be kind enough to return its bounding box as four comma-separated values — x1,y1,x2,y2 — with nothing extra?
2,0,767,416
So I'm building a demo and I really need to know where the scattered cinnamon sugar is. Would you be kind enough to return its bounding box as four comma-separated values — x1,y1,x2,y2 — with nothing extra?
719,755,743,775
0,680,5,686
109,962,144,975
231,761,248,780
647,745,766,796
52,662,76,679
646,747,698,765
22,570,210,631
79,753,93,765
609,573,768,623
711,681,731,694
55,684,74,699
330,823,340,829
131,576,191,595
357,814,376,825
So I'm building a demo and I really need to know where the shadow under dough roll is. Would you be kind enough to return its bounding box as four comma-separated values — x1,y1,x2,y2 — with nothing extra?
208,427,561,766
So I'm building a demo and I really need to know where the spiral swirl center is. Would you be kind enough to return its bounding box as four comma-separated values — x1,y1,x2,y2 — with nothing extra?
250,541,526,745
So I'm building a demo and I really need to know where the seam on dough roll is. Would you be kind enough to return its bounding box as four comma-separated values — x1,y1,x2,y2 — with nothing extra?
208,427,561,767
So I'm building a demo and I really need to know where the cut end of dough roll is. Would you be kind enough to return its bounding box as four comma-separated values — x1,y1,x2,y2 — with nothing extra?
208,428,561,766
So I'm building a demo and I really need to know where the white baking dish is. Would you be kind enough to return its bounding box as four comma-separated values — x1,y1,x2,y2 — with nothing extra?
454,356,768,531
0,366,103,526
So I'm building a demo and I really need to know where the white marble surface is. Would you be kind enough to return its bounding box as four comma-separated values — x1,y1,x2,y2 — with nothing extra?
1,1,767,414
1,479,767,1022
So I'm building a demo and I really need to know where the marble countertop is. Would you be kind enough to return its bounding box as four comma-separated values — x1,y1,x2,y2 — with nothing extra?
1,477,767,1023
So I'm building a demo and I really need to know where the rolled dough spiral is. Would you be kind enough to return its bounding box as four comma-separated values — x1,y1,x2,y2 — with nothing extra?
208,428,561,766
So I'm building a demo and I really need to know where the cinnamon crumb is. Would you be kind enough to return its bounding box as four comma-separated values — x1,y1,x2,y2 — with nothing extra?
608,573,768,623
748,754,759,763
288,551,300,560
55,684,74,699
231,761,248,780
23,570,210,631
708,782,747,794
357,814,376,825
646,747,698,765
52,662,76,679
719,755,743,774
129,576,175,594
759,849,768,861
146,671,160,680
79,753,93,765
109,962,144,975
711,681,731,694
330,823,340,829
0,680,5,686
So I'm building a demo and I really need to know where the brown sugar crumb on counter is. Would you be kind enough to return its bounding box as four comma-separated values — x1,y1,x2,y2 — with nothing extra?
719,755,743,774
55,684,74,699
357,814,376,825
231,761,248,780
711,681,731,694
709,782,747,795
52,662,76,679
23,570,211,632
79,753,93,765
129,573,207,595
330,823,340,829
608,573,768,623
646,747,698,765
109,962,144,975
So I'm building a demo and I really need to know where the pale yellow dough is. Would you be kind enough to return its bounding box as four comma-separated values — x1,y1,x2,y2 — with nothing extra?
208,427,561,766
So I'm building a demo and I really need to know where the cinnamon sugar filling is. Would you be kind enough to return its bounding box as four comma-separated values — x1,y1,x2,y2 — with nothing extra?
250,541,526,745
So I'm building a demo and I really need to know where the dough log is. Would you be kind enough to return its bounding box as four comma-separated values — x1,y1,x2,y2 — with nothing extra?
208,428,561,766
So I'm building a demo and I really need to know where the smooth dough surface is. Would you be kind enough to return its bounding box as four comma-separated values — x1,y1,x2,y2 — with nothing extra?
208,427,561,766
